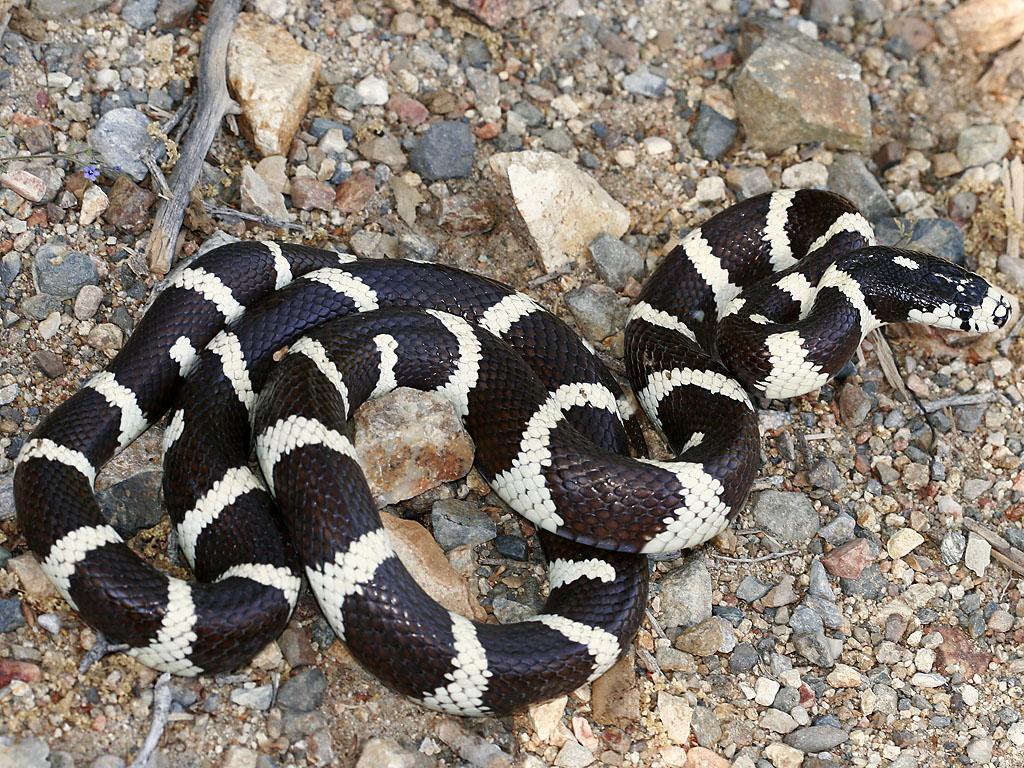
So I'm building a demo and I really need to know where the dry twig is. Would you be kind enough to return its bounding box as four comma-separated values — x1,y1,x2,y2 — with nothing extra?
1003,156,1023,261
709,549,799,564
146,0,241,276
129,672,173,768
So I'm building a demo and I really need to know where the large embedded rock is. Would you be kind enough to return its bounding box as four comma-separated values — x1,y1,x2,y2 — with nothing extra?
734,19,872,152
227,13,321,157
489,150,631,273
354,387,474,507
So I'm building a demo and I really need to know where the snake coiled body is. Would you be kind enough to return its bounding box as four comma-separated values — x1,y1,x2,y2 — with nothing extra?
14,191,1011,715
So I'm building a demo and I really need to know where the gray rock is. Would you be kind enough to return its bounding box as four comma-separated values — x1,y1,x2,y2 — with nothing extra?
88,108,165,182
33,242,99,299
31,0,110,18
281,709,328,740
804,0,851,25
655,646,697,673
20,294,61,320
512,101,545,127
230,684,274,711
156,0,196,27
734,20,871,152
737,575,772,602
659,554,712,629
808,559,832,600
827,154,895,220
466,68,499,106
355,739,425,768
1005,527,1024,552
752,490,819,543
690,705,723,747
409,121,475,181
97,470,164,537
910,219,964,265
493,534,528,561
852,0,883,21
0,598,26,632
785,725,849,752
966,737,993,765
818,513,855,546
431,499,496,551
1,253,20,299
774,686,801,712
491,596,534,624
622,69,666,98
332,85,363,111
565,284,627,342
277,668,328,712
398,233,438,262
0,738,50,768
0,474,14,521
803,595,846,630
725,166,771,200
121,0,157,28
588,233,643,291
957,125,1011,168
809,459,843,492
793,630,836,667
555,740,594,768
692,104,737,161
789,605,824,635
729,642,759,672
940,531,967,565
541,129,573,153
839,563,887,599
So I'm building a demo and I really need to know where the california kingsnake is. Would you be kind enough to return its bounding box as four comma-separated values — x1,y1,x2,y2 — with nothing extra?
14,190,1012,716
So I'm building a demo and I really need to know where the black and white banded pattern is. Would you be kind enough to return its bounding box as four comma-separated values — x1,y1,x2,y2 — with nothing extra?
15,191,1012,715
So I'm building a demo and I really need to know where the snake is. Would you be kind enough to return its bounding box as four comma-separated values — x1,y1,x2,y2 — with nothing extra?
13,190,1011,716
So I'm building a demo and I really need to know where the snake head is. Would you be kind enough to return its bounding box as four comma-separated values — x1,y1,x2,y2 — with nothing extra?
884,251,1014,334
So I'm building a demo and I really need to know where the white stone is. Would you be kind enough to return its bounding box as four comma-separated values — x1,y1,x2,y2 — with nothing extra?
79,185,109,226
965,533,991,577
615,149,636,168
826,663,862,688
644,136,673,155
1007,722,1024,746
489,151,631,273
887,528,924,559
527,696,567,742
657,692,693,744
754,677,780,706
695,176,726,202
781,160,828,189
960,683,980,707
356,75,390,106
227,13,321,157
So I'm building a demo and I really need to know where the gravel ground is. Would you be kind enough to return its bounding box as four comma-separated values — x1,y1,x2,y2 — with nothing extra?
1,0,1024,766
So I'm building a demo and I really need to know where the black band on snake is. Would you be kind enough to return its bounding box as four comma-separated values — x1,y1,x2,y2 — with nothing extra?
14,190,1011,716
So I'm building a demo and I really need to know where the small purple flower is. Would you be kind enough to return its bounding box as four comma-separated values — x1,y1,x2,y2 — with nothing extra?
83,165,100,182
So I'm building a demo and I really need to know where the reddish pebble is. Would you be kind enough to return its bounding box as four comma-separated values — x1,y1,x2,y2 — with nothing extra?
821,538,873,579
290,177,335,212
388,93,429,126
0,659,42,687
26,207,48,228
334,172,375,213
473,121,500,140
